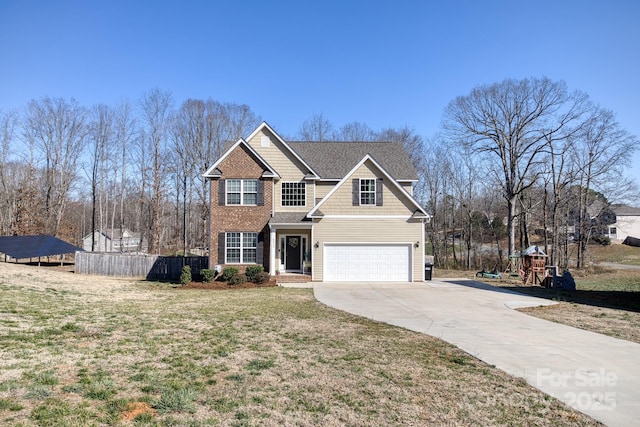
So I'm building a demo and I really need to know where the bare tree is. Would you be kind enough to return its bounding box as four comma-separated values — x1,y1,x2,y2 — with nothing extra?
22,97,88,237
298,112,333,141
444,77,590,257
337,121,375,141
86,104,114,250
113,99,138,249
450,145,483,269
0,111,17,234
539,122,578,267
572,106,638,267
138,89,173,254
376,126,427,202
170,99,204,255
420,137,452,267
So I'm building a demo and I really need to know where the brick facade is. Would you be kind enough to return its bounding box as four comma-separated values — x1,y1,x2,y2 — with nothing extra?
209,144,273,272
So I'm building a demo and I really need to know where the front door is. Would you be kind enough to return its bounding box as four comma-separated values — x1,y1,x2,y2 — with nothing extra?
285,236,301,271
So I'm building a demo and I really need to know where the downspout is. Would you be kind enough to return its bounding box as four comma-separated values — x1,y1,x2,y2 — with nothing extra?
422,218,426,281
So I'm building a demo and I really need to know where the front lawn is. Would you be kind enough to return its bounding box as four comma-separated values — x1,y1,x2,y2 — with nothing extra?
0,263,599,426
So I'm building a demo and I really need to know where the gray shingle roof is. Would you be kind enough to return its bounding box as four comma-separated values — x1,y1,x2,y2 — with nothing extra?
269,212,313,225
288,142,418,181
613,205,640,216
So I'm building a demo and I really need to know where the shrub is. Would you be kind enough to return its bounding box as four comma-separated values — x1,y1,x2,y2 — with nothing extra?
245,265,264,282
591,235,611,246
228,274,246,286
254,272,271,284
222,267,239,281
200,269,216,283
179,265,192,285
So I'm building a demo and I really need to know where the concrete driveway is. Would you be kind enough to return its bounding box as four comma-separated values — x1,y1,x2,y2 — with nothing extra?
314,279,640,427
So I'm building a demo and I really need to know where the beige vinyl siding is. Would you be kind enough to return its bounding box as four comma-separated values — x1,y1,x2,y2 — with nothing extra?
248,128,313,210
313,218,423,281
319,161,415,216
315,181,335,200
401,182,414,196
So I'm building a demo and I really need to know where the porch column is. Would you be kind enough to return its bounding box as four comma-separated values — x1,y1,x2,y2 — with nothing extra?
269,227,276,275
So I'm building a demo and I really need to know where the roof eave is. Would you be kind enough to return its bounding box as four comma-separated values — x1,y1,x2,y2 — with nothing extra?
246,122,321,179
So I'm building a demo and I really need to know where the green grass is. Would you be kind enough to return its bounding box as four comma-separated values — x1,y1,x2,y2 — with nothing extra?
575,270,640,292
0,263,601,426
589,243,640,265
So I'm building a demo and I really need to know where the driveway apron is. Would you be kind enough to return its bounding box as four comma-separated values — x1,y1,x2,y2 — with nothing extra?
314,279,640,427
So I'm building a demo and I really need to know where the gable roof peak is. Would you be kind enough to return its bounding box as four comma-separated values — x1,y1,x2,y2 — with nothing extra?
307,154,429,219
245,122,320,179
202,138,279,179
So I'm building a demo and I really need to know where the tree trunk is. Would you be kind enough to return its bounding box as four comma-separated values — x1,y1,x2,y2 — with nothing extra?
508,197,517,257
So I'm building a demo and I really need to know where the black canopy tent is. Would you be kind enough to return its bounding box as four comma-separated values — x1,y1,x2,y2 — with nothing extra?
0,235,83,265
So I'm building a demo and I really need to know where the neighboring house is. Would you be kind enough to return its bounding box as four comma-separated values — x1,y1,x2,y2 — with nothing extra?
82,228,147,253
607,205,640,243
203,122,430,282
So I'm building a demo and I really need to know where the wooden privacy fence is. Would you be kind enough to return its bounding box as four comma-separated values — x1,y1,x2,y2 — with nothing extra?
75,252,209,280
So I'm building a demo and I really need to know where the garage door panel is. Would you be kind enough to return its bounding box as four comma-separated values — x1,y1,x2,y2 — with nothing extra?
324,244,411,282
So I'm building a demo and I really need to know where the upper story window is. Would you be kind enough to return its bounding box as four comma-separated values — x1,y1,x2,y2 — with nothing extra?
282,182,306,207
226,179,258,205
360,179,376,205
352,178,383,206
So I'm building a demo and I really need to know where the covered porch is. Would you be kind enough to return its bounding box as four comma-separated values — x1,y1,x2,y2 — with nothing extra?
268,213,314,277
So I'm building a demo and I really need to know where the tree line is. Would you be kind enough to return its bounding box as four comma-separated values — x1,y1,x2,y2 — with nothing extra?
0,89,261,255
0,78,637,270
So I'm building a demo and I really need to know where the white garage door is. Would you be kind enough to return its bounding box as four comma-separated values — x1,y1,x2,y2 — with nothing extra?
324,244,411,282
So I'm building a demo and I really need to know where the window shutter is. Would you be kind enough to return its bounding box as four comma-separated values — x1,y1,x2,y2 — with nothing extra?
257,180,264,206
218,180,225,206
218,233,225,264
352,179,359,206
257,232,264,266
376,179,383,206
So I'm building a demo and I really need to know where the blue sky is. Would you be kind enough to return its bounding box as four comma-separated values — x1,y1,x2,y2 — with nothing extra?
1,0,639,185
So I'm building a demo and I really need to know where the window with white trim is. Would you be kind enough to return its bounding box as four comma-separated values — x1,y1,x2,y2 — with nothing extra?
226,232,257,263
360,179,376,205
226,179,257,205
281,182,306,206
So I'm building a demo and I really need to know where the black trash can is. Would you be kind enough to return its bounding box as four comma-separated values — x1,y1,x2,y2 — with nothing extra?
424,262,433,281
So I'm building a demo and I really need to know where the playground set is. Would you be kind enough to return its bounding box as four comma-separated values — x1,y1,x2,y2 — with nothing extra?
477,245,575,290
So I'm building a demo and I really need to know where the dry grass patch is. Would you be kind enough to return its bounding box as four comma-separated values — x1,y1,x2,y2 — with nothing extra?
519,303,640,343
0,262,600,426
588,244,640,265
487,269,640,343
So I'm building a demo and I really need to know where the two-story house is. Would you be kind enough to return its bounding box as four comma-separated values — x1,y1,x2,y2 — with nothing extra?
607,205,640,243
204,122,430,282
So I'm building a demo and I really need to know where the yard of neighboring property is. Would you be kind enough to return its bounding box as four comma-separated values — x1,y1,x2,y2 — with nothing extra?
434,245,640,344
0,262,599,426
497,268,640,344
